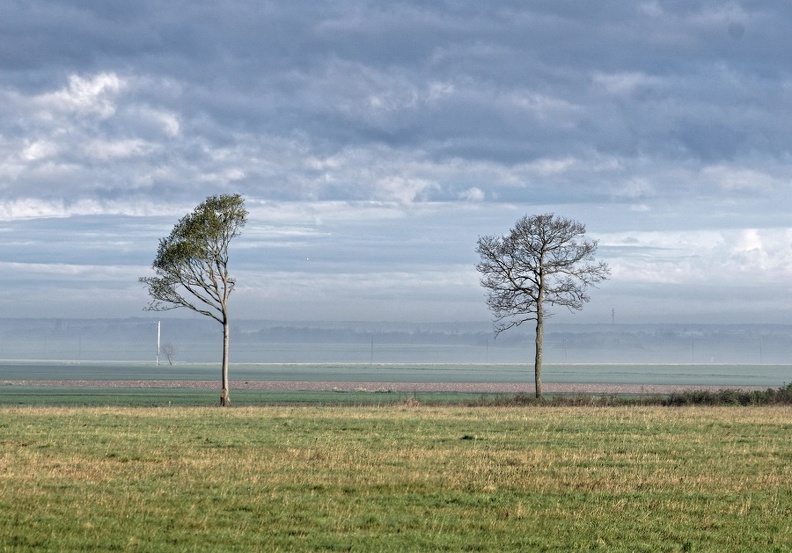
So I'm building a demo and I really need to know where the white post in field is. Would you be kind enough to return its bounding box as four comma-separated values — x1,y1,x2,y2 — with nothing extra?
156,320,161,367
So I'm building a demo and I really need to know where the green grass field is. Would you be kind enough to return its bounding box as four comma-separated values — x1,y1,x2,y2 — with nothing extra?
0,385,484,407
1,405,791,551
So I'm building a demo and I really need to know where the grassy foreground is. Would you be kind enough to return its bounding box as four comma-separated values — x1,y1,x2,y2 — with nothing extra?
1,406,791,552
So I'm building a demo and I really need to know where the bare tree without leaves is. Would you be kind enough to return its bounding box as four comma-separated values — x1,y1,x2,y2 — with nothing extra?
476,213,610,399
140,194,247,406
161,342,176,366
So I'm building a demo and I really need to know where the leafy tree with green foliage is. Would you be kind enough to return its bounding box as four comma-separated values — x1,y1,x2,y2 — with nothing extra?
476,213,609,399
140,194,247,406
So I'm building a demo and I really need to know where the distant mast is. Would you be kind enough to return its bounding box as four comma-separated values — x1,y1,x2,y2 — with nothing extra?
156,320,161,366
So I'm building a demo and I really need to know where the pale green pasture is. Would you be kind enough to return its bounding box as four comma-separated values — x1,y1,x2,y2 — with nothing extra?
2,361,790,387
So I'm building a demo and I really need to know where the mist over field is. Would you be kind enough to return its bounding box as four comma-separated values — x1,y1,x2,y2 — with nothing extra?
1,318,789,366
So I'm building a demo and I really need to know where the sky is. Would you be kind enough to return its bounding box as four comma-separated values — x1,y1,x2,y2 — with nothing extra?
1,1,791,325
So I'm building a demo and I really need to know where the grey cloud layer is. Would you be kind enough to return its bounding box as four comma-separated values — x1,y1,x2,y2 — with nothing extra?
3,2,789,204
1,1,791,322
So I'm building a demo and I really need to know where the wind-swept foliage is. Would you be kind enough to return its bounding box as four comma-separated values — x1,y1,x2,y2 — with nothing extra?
141,194,247,320
476,213,609,398
140,194,247,406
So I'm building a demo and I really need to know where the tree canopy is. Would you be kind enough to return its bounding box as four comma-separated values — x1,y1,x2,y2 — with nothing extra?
140,193,247,322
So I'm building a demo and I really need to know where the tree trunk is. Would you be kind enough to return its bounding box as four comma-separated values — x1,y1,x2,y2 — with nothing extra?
534,291,544,400
220,318,231,407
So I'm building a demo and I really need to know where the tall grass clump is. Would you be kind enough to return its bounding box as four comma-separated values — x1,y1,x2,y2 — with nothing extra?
468,382,792,408
664,382,792,406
